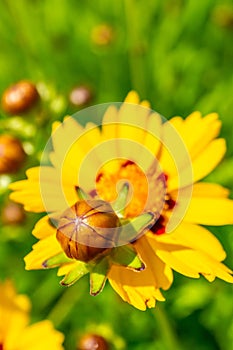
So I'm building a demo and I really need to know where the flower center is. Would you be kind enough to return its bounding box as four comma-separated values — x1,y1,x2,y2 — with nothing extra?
0,343,4,350
96,159,150,218
96,159,173,235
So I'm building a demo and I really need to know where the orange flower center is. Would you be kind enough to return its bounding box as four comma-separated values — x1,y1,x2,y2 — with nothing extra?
96,159,150,218
95,159,175,235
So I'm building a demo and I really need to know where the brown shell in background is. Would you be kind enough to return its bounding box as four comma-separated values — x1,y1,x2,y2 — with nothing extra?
0,135,26,174
77,334,109,350
1,80,39,114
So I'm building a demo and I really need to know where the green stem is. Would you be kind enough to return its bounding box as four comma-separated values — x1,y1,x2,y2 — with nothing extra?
151,305,182,350
46,282,86,328
3,0,38,73
124,0,147,96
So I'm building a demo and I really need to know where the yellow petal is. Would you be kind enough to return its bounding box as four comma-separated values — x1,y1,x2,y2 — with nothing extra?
24,235,62,270
169,112,222,159
124,90,151,108
61,123,103,192
148,233,233,282
32,216,56,239
52,121,62,134
160,112,225,190
0,281,31,349
134,236,173,290
17,320,64,350
108,236,173,310
157,120,187,189
51,116,84,170
9,170,45,213
108,265,163,311
124,91,141,104
149,239,200,278
172,182,230,198
102,106,120,140
184,197,233,225
155,222,226,261
168,138,226,190
10,165,78,213
143,112,162,158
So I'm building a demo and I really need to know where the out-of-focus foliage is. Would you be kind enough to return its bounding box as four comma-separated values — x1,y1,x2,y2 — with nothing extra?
0,0,232,349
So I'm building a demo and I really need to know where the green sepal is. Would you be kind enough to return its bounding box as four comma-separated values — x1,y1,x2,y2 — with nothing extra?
48,216,59,228
89,257,110,296
119,212,155,244
60,261,89,287
43,252,72,268
111,244,145,271
111,182,129,217
75,186,89,200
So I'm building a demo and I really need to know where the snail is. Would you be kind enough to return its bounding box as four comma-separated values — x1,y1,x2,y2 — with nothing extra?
2,80,39,115
0,134,26,174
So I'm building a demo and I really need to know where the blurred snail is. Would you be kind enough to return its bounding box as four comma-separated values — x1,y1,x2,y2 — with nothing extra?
1,202,25,225
0,134,26,174
69,85,93,107
1,80,39,114
56,199,120,263
77,333,109,350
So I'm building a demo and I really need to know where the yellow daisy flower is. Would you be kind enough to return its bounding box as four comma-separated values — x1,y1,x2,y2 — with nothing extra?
9,91,233,311
0,280,64,350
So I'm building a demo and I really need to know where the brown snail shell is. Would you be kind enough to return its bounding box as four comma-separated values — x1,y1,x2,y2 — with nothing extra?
0,134,26,174
2,80,39,114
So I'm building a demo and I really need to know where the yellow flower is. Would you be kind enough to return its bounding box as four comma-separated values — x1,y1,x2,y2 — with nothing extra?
10,91,233,311
0,280,64,350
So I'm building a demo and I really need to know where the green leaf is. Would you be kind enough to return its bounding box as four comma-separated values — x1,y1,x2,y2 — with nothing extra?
90,257,110,296
111,245,145,271
60,261,89,287
119,212,155,244
111,182,130,217
43,252,72,268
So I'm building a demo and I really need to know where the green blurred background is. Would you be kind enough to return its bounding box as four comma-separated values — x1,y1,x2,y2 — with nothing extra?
0,0,233,349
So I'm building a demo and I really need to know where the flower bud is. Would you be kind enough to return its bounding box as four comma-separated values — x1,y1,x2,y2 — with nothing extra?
1,80,39,114
56,200,120,263
0,135,26,174
1,202,25,225
69,85,93,107
77,334,109,350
